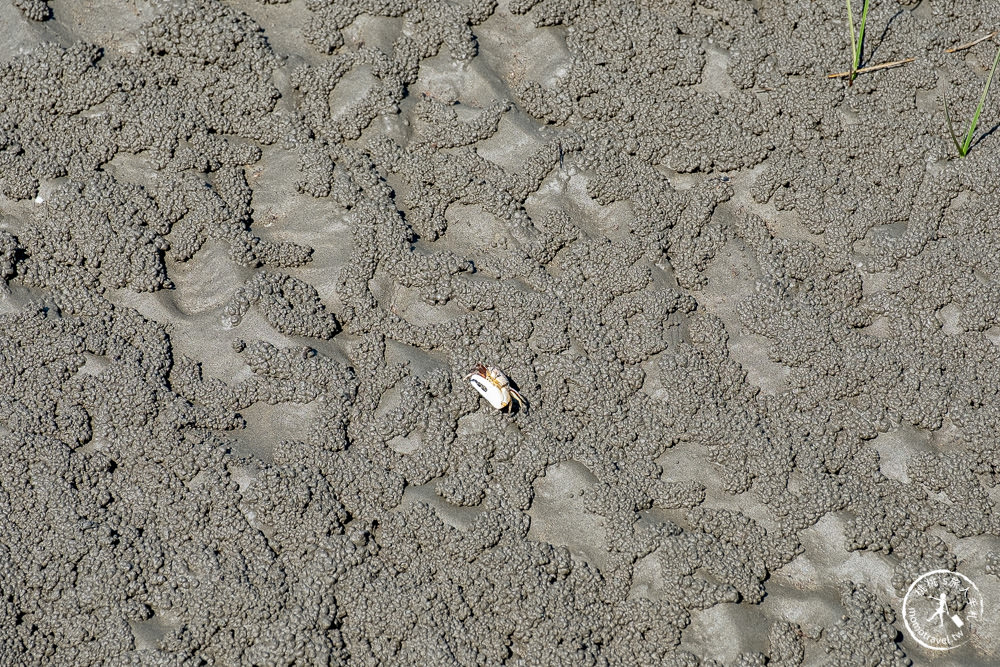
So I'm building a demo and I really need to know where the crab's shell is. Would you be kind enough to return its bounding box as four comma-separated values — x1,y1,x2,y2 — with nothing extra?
468,372,510,409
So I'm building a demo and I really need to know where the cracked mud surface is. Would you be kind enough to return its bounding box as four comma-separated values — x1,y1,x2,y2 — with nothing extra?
2,0,1000,664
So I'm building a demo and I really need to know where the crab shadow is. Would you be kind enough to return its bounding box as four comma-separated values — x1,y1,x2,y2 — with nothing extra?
507,376,528,414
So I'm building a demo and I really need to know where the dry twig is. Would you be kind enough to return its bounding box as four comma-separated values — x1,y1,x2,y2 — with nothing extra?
827,57,915,79
946,32,998,54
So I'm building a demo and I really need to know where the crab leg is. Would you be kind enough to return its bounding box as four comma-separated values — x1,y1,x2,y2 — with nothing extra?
509,388,528,412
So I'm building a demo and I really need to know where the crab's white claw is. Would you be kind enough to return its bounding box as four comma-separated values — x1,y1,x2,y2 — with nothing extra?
469,373,509,410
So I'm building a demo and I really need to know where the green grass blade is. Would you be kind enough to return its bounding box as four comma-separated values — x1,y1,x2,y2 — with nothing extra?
856,0,871,72
944,98,967,157
846,0,857,81
961,42,1000,155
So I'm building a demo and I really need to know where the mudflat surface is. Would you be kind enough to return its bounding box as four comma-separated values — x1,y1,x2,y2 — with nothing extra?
2,0,1000,664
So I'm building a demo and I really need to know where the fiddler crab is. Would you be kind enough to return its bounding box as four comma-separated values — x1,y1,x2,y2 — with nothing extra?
466,364,527,412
